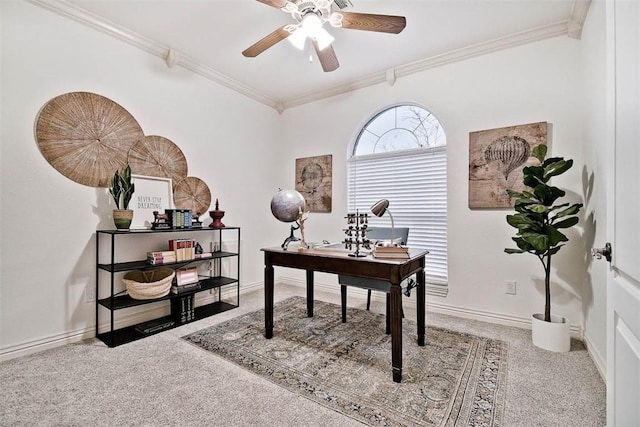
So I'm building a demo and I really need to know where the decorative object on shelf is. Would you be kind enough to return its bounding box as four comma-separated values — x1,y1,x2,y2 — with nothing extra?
174,177,211,224
209,199,226,228
35,91,144,187
295,154,332,212
127,135,188,187
110,164,135,230
123,268,175,300
504,145,583,352
130,175,174,229
191,212,203,229
469,121,547,208
151,211,171,230
165,209,193,229
270,189,307,250
343,211,370,257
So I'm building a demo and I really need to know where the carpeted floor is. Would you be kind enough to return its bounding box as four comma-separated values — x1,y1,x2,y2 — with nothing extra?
0,284,606,426
183,296,508,426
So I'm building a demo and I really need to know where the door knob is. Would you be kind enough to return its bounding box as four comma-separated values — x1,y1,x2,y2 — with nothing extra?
591,242,612,262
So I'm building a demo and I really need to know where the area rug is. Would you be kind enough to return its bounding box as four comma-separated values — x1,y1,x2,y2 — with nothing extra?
183,296,508,426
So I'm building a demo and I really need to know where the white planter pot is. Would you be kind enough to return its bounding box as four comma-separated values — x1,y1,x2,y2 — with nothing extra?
531,313,570,352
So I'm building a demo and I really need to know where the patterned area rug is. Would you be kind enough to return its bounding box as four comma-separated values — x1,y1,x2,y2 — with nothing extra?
183,297,508,426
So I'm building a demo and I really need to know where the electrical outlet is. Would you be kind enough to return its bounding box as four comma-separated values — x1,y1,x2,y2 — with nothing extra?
505,280,516,295
85,285,96,303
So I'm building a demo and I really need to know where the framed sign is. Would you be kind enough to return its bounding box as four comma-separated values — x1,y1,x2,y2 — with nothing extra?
130,175,174,229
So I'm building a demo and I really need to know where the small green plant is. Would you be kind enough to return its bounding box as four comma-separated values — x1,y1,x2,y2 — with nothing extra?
109,164,135,210
504,145,583,322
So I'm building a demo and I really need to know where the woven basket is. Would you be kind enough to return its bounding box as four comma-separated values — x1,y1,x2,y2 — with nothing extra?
123,268,175,300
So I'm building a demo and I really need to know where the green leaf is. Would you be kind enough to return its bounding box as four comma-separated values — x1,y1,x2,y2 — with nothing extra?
532,144,547,163
544,159,573,179
555,203,583,218
523,165,545,187
505,248,526,254
521,232,549,253
513,236,535,252
552,216,580,229
533,184,566,206
547,227,568,247
526,204,549,214
548,246,563,255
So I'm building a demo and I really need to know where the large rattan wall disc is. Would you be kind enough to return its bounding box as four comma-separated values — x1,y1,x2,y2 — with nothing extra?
127,135,188,185
35,92,144,187
173,176,212,217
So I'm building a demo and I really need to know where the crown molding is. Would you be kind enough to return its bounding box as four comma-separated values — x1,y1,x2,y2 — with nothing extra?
28,0,283,111
29,0,587,114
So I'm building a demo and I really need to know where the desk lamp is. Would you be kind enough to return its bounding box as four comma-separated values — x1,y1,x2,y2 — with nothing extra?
370,199,397,246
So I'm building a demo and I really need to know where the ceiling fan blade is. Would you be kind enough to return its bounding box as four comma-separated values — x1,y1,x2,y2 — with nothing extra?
242,26,290,57
256,0,290,9
338,12,406,34
313,41,339,72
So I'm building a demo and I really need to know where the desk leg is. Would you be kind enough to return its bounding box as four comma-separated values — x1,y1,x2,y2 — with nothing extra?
417,269,426,346
306,270,314,317
264,264,274,339
390,285,403,383
341,285,347,323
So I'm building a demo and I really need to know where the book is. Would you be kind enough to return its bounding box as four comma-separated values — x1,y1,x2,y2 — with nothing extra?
170,281,201,294
134,317,175,335
373,252,410,259
373,245,410,259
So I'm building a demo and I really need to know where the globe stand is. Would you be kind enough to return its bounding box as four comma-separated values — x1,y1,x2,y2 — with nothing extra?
281,223,300,250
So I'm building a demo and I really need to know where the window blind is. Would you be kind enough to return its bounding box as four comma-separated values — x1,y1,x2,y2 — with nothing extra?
347,146,448,285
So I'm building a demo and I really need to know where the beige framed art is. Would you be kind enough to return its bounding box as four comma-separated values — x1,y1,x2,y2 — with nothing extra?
130,175,174,229
295,155,332,213
469,121,547,208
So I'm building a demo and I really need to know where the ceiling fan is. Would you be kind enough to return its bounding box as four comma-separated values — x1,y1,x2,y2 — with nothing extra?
242,0,406,72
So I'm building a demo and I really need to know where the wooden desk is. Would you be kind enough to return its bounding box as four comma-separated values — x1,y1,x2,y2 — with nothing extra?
262,246,428,383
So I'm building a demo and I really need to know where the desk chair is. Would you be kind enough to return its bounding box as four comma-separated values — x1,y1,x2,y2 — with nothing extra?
338,227,410,333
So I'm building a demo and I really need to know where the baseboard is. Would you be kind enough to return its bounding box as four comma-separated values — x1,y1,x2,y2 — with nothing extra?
278,276,583,339
0,281,262,362
583,332,606,381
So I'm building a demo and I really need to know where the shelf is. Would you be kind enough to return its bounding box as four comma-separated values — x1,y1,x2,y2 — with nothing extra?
96,226,240,348
98,251,237,272
96,301,238,347
97,227,240,235
98,276,238,310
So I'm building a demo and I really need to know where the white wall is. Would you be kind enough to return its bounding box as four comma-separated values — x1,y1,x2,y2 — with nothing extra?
279,36,592,333
0,1,283,357
578,0,608,373
1,0,609,367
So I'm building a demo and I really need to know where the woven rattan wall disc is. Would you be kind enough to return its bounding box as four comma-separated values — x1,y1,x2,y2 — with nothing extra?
173,176,212,218
127,135,188,185
35,92,144,187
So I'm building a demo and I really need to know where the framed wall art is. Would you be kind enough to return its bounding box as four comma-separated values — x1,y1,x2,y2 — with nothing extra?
469,121,547,208
130,175,174,229
295,154,332,213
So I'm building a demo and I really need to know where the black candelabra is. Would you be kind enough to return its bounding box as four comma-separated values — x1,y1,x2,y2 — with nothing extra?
343,211,371,257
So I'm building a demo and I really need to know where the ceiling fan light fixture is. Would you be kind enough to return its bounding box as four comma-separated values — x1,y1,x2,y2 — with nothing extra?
287,27,307,50
301,13,323,38
314,27,334,51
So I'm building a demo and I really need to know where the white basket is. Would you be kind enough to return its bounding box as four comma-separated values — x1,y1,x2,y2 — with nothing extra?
123,268,175,300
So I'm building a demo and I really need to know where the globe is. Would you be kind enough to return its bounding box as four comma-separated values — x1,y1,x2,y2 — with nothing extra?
270,189,306,223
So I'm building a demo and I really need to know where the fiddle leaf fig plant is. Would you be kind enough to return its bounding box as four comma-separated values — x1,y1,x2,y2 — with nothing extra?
109,164,135,210
504,145,583,322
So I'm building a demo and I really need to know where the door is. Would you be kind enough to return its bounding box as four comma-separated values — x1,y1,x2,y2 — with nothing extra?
606,0,640,425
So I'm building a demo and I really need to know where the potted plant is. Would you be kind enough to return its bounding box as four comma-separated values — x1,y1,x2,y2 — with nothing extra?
110,164,135,229
504,145,583,352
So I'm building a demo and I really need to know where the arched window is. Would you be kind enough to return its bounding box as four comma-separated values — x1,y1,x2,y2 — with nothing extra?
348,104,448,286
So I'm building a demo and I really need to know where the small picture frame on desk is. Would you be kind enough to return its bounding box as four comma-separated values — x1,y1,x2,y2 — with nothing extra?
130,175,174,229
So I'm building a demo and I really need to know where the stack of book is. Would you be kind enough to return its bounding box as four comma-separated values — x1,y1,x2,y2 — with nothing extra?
171,267,201,294
170,294,195,324
373,245,410,259
147,250,176,265
164,209,193,229
168,239,196,261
